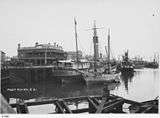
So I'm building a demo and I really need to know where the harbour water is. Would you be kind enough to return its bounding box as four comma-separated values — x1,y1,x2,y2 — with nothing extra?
2,68,159,113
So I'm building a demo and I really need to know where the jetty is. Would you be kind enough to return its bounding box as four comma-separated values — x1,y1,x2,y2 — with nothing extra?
1,93,158,114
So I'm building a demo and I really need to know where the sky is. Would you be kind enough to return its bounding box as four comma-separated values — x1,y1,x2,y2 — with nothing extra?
0,0,160,60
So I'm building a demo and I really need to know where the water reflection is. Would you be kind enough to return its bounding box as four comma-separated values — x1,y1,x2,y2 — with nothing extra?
120,73,134,93
112,69,159,102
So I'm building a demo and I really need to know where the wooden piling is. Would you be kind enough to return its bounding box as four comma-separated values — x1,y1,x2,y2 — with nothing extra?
88,97,97,113
54,101,64,113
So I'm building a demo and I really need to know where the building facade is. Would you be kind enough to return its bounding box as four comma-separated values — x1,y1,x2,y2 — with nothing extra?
17,42,67,65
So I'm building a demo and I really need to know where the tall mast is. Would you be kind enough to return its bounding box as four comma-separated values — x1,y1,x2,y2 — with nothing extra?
107,28,111,74
93,20,99,72
74,18,79,63
87,21,102,73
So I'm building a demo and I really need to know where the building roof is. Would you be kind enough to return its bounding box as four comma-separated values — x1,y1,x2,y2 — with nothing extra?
18,43,64,52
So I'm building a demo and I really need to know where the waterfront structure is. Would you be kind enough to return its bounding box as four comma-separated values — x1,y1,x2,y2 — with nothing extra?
17,42,67,65
8,93,158,113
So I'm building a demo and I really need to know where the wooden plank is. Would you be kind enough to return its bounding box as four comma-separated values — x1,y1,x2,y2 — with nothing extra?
88,97,98,109
88,97,98,113
96,98,106,113
109,94,141,105
54,101,64,113
103,98,122,107
102,99,124,113
141,106,153,113
60,101,72,113
124,99,141,106
10,96,102,108
91,98,99,105
72,108,88,113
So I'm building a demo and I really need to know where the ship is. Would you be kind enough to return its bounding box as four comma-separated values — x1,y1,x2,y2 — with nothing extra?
132,56,145,69
145,54,159,69
5,41,87,85
117,50,134,75
83,21,120,85
51,59,90,84
56,18,90,84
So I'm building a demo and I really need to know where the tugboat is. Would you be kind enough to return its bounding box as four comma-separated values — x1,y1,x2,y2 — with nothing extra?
117,50,134,75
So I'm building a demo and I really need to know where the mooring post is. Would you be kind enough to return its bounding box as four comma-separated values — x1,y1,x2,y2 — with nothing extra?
54,101,64,113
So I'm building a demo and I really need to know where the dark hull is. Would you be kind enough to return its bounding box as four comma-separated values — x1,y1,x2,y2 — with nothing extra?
134,65,145,69
120,67,134,75
145,64,159,69
61,75,85,84
52,69,85,84
84,73,121,86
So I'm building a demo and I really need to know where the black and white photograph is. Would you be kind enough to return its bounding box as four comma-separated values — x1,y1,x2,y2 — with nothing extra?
0,0,159,117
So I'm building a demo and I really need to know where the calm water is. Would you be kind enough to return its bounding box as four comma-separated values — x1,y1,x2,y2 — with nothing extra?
2,68,159,103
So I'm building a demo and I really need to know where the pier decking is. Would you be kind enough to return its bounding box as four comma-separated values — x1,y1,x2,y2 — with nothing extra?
7,94,158,114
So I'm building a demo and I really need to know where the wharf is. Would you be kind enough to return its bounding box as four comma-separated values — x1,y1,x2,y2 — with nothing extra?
6,94,158,114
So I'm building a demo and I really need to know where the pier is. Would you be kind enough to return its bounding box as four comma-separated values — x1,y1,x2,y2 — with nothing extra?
3,94,158,114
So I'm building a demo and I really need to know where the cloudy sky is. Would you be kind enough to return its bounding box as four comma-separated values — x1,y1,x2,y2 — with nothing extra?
0,0,159,60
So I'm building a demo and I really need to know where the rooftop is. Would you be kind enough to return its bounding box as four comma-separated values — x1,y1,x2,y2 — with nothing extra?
18,42,63,51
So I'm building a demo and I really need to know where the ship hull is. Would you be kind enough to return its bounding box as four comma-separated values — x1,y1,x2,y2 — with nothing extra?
120,67,134,75
52,69,85,84
84,73,120,85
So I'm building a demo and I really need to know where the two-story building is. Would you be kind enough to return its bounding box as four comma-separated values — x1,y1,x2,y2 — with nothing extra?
17,42,67,65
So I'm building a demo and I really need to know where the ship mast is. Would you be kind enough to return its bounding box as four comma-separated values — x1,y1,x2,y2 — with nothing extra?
74,18,79,64
107,28,111,74
93,21,99,72
87,21,103,73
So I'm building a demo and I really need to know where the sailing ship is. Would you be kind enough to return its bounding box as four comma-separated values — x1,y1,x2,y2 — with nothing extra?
83,21,120,85
57,18,90,84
